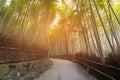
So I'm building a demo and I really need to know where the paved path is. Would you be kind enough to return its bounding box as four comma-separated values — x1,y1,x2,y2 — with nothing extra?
38,59,96,80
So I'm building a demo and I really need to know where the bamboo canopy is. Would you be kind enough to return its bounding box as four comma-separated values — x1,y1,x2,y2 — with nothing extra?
0,0,120,63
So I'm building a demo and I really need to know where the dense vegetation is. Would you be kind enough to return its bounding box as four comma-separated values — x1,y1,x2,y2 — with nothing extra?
0,0,120,67
0,59,52,80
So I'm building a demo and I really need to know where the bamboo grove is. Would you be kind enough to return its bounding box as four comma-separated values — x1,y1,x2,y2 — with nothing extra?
0,0,120,63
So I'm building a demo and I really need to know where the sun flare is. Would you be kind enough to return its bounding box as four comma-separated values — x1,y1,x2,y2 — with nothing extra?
50,14,60,29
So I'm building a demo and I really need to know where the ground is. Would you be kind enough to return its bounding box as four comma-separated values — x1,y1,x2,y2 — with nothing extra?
0,59,52,80
38,59,97,80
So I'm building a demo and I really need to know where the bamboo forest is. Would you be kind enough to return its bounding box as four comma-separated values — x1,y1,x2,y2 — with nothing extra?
0,0,120,80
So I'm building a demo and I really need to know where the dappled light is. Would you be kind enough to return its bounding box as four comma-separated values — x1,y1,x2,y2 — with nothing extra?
0,0,120,63
0,0,120,65
0,0,120,80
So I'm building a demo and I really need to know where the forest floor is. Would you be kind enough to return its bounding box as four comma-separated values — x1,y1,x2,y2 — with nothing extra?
38,59,97,80
0,58,52,80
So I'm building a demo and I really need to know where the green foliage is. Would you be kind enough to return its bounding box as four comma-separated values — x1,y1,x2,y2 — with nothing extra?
0,0,120,57
112,0,120,20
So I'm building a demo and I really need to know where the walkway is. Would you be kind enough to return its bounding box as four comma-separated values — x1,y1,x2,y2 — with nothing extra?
38,59,97,80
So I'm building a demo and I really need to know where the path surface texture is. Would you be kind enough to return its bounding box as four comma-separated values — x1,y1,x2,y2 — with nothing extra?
38,59,96,80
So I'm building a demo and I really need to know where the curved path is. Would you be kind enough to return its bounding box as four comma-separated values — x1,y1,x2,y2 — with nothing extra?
38,59,96,80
